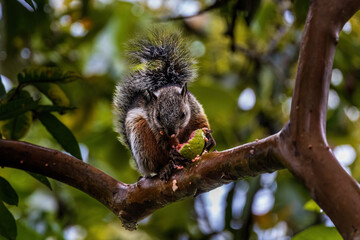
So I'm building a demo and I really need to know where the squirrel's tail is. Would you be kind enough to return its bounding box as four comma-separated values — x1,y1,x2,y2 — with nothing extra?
126,29,197,90
113,30,196,146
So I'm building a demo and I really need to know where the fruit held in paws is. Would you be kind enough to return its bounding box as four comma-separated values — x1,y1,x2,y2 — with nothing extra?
176,129,206,160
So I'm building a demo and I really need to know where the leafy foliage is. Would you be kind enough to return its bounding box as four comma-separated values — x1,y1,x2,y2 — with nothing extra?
0,66,81,153
0,66,82,239
38,112,82,160
0,77,5,99
0,111,33,140
292,225,342,240
0,202,17,240
0,177,18,240
0,97,38,121
26,172,52,190
17,67,81,85
0,177,19,206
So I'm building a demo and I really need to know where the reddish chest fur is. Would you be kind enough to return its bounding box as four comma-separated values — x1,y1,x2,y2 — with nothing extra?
135,118,169,173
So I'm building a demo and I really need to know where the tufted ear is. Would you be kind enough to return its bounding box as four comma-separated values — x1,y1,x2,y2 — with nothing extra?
146,90,157,102
181,83,188,97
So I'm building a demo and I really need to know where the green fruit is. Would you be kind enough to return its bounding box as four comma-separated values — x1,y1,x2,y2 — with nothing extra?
177,129,206,160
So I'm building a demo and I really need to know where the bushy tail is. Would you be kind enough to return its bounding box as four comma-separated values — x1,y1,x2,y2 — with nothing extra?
113,29,196,146
127,29,196,90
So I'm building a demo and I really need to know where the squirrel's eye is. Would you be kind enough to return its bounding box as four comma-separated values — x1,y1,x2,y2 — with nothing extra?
180,112,186,119
156,115,161,122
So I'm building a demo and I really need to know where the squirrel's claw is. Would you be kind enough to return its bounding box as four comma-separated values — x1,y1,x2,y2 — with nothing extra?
169,148,190,164
203,129,216,152
159,150,191,181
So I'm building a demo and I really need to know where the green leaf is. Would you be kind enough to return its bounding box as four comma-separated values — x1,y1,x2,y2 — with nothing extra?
0,97,38,120
26,172,52,190
304,199,321,213
0,76,5,99
38,112,82,160
16,221,42,240
243,0,262,25
0,111,33,140
293,225,341,240
0,177,18,206
293,0,309,26
17,67,81,85
0,201,17,240
33,82,70,107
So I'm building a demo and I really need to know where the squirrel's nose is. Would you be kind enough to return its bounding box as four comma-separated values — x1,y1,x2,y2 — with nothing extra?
166,127,177,137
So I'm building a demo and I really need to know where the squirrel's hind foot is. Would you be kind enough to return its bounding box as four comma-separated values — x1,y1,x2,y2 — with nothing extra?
159,160,175,182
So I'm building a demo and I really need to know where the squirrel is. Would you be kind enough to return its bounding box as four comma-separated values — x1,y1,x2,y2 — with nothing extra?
113,30,215,180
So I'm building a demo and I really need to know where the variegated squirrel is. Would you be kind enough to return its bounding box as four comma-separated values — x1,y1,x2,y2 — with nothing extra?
113,30,215,180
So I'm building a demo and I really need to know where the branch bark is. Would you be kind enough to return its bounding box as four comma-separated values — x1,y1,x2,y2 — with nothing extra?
0,0,360,238
277,0,360,239
0,135,282,230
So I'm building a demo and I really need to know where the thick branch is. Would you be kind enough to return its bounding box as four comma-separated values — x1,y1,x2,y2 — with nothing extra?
0,135,283,230
0,140,124,209
280,0,360,239
290,0,360,138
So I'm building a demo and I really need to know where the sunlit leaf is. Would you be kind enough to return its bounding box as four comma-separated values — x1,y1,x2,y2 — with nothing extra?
26,172,52,190
304,199,321,213
0,97,38,121
38,112,82,160
17,67,81,85
0,176,18,206
33,82,70,107
292,225,341,240
0,201,17,240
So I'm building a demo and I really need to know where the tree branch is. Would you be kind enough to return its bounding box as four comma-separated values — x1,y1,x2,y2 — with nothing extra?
278,0,360,239
0,134,283,230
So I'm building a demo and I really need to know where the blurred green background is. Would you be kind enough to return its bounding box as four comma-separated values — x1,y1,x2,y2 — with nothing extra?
0,0,360,239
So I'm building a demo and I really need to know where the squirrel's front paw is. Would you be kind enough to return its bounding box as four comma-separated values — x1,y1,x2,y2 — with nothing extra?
203,128,216,152
169,148,190,164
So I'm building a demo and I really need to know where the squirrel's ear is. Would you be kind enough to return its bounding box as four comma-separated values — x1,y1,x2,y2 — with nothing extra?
181,83,188,97
146,90,157,102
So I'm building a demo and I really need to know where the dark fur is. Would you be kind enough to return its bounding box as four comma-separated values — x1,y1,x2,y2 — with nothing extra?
113,30,196,146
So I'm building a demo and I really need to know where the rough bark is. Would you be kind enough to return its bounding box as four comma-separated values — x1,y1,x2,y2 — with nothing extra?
0,0,360,238
277,0,360,239
0,135,282,230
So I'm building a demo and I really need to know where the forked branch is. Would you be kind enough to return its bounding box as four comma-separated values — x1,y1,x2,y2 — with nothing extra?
278,0,360,239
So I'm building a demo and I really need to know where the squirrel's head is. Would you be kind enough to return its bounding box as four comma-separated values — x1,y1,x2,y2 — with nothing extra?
147,84,191,138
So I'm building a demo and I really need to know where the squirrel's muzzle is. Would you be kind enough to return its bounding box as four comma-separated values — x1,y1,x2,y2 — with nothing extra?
166,127,176,137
